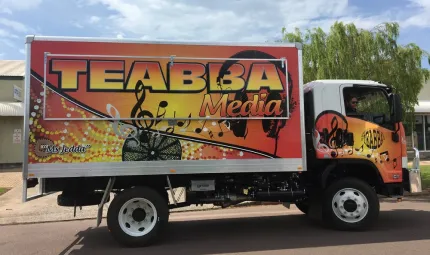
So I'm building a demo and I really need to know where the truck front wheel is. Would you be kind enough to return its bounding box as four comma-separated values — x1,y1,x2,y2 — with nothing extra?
294,199,309,214
322,177,379,231
107,186,169,247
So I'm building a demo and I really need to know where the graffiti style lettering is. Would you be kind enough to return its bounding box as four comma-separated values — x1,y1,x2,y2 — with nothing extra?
48,58,287,119
89,61,124,90
48,59,285,93
125,62,167,91
208,63,246,91
169,63,206,92
246,63,284,92
362,129,385,150
50,60,87,90
199,93,283,117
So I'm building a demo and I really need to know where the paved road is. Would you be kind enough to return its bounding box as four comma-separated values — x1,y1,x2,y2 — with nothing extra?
1,197,430,255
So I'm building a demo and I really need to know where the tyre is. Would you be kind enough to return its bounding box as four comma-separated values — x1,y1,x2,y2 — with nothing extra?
294,199,309,214
322,177,379,231
107,186,169,247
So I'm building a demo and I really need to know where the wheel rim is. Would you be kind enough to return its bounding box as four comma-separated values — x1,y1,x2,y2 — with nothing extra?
118,198,158,237
331,188,369,223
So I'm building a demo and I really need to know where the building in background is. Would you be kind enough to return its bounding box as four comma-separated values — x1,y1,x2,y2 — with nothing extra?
0,60,25,168
410,79,430,158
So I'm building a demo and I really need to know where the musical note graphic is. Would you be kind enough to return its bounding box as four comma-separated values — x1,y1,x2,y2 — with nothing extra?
337,148,353,157
354,144,364,156
195,119,208,134
155,101,168,126
313,129,330,155
327,116,340,149
209,120,227,138
330,150,338,158
130,80,154,130
177,113,192,132
106,103,140,145
379,151,390,162
222,120,231,130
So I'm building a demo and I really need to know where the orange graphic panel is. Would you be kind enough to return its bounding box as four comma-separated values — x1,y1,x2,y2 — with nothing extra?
28,40,303,163
313,110,403,183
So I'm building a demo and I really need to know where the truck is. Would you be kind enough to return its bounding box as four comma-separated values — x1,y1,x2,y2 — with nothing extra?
22,35,423,247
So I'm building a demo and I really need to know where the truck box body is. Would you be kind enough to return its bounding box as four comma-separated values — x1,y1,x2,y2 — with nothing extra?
24,36,306,179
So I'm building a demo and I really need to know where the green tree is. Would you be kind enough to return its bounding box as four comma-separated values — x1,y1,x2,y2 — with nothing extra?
281,21,430,129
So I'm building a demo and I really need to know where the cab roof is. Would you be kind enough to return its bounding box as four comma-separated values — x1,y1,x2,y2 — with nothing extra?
310,79,386,86
304,79,389,90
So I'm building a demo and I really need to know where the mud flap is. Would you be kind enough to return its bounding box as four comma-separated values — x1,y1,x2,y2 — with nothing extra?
405,148,422,194
408,169,422,193
307,190,323,222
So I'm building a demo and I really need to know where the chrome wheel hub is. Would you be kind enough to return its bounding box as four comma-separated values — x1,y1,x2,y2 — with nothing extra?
332,188,369,223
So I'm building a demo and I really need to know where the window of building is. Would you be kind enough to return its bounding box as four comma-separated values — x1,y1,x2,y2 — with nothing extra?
404,117,414,150
426,115,430,151
415,115,425,150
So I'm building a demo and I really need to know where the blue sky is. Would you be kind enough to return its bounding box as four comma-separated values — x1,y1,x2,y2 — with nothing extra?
0,0,429,68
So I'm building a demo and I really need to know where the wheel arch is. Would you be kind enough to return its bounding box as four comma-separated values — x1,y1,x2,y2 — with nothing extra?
321,159,386,193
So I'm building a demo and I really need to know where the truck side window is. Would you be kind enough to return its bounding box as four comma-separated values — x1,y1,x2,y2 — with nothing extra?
343,87,391,128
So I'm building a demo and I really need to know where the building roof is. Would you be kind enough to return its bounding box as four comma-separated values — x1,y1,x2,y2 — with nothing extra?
415,100,430,113
0,60,25,77
0,102,23,116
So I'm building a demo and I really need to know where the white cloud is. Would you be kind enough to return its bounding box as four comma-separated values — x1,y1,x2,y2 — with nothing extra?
81,0,417,42
0,8,12,14
0,38,16,48
2,0,430,60
19,48,25,55
0,18,28,32
0,0,41,54
71,21,84,29
116,32,124,39
279,0,352,26
403,0,430,28
0,28,18,38
0,0,43,12
89,16,101,24
87,0,262,41
0,52,5,59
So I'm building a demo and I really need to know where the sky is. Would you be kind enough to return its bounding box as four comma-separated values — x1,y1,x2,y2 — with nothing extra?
0,0,429,68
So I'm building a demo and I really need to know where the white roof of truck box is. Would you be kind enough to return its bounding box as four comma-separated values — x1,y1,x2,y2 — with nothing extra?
26,35,303,49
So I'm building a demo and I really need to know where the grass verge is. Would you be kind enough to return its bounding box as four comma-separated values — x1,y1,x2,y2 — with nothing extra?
0,187,10,196
421,165,430,190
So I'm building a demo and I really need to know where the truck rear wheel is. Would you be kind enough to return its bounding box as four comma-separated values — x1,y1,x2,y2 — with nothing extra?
107,186,169,247
322,177,379,231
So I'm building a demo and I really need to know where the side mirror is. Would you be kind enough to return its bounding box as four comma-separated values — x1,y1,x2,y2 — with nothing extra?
391,94,403,123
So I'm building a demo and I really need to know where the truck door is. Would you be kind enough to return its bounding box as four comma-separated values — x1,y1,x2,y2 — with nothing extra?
312,85,349,159
340,85,403,184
